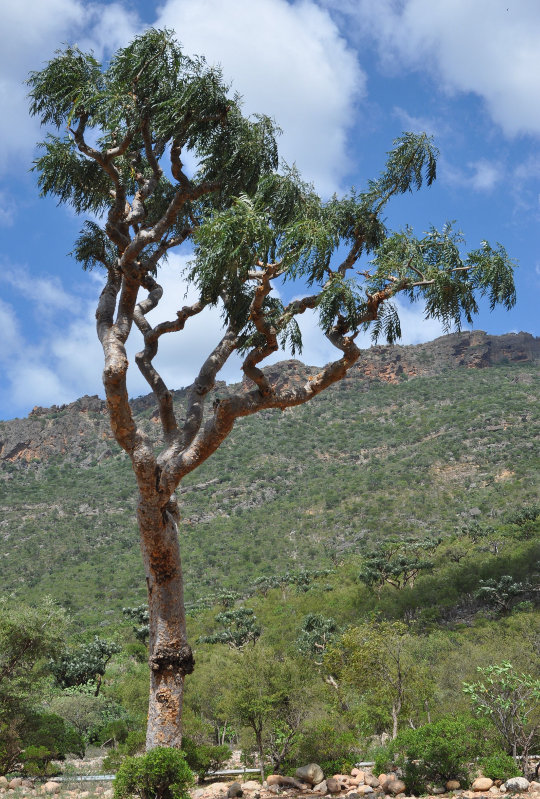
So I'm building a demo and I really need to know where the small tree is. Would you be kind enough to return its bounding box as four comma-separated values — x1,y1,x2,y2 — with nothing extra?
296,613,338,665
28,28,516,747
51,636,120,696
475,575,530,615
199,608,261,649
325,620,433,738
463,662,540,775
358,536,437,594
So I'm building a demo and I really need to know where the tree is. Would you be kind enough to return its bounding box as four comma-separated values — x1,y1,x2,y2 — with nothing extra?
296,613,338,666
358,536,437,594
463,662,540,775
0,598,67,772
28,29,516,748
325,620,433,738
198,608,261,649
220,645,308,780
51,636,120,696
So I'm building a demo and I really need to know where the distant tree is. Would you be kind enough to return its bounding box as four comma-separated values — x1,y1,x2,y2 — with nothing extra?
464,662,540,775
475,575,531,615
199,608,261,649
358,536,437,593
28,28,516,748
51,636,120,696
296,613,338,665
123,605,150,645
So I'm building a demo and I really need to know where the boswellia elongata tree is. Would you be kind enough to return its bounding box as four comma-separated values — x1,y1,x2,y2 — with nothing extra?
28,29,516,749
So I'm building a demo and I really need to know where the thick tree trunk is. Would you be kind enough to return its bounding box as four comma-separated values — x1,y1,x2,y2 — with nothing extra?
138,489,194,749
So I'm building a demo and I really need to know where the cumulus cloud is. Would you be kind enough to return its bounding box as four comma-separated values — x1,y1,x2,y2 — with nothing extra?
155,0,365,194
0,0,140,178
441,158,503,193
326,0,540,138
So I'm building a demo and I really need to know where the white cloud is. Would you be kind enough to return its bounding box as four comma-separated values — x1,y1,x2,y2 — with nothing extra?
0,0,139,178
155,0,365,194
3,265,84,315
329,0,540,138
441,158,503,193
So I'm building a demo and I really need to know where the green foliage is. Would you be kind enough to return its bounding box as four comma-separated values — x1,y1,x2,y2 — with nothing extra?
480,752,521,781
113,747,193,799
463,662,540,765
296,614,338,663
103,729,146,772
181,736,231,780
358,536,436,592
51,636,120,694
122,605,150,645
378,716,495,793
199,608,261,649
475,575,533,615
20,745,61,778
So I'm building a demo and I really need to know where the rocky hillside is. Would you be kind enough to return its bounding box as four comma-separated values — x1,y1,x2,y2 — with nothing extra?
0,331,538,624
1,331,537,467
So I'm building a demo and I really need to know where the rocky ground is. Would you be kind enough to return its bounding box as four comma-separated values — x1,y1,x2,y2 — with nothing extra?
1,765,539,799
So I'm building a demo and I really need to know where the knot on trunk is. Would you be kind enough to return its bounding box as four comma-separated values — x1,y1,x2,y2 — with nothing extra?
150,643,195,675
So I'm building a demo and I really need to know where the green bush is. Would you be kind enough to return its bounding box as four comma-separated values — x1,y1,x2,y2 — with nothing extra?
377,716,496,794
103,729,146,772
181,736,231,780
20,745,61,778
23,712,85,761
114,748,193,799
480,752,521,781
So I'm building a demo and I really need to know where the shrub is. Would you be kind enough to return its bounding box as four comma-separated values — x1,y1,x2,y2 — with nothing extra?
103,729,146,772
480,752,521,781
377,716,496,794
113,747,193,799
20,745,61,778
181,737,231,780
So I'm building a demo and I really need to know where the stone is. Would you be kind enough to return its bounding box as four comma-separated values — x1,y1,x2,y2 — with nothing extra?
500,787,507,794
347,793,360,799
529,782,540,791
326,779,341,794
504,778,529,793
313,782,327,794
267,786,280,795
192,790,207,799
0,779,7,788
266,777,282,787
472,778,494,792
21,781,33,789
385,781,406,796
241,783,261,792
351,772,364,782
430,790,446,796
364,777,380,789
357,787,374,795
378,776,387,787
42,783,61,795
207,783,229,795
489,787,499,794
296,765,324,787
227,783,243,798
447,782,461,791
103,791,114,798
9,781,22,790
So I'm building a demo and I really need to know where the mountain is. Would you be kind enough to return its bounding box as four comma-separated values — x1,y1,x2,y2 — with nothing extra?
0,330,538,627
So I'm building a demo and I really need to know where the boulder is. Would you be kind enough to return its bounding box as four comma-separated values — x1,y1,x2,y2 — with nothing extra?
296,765,324,786
0,778,7,787
241,783,260,792
227,782,243,798
192,790,207,799
267,787,280,795
327,778,341,794
9,781,22,790
348,793,361,799
364,777,380,789
504,778,529,792
351,771,364,782
378,776,387,787
313,782,327,794
356,787,374,795
489,787,499,794
430,788,446,795
447,782,461,791
41,783,61,795
266,776,303,790
529,782,540,791
207,783,229,796
385,780,406,796
472,778,494,792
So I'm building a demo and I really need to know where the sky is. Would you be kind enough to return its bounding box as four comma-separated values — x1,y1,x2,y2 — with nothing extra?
1,0,539,421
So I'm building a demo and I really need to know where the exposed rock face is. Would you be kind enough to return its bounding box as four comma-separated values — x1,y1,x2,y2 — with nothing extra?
1,332,537,469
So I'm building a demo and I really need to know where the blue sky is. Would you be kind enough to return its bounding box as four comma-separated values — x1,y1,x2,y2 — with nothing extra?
1,0,539,421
